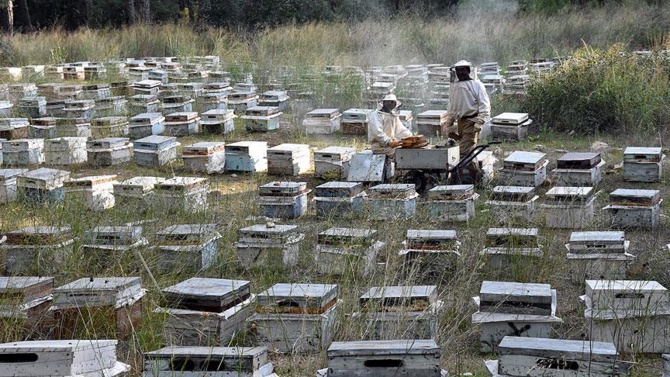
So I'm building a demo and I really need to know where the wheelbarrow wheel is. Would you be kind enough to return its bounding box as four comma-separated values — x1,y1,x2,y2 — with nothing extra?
401,170,439,194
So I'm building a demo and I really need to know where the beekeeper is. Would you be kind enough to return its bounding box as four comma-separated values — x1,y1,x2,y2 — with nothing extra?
441,60,491,185
368,93,413,180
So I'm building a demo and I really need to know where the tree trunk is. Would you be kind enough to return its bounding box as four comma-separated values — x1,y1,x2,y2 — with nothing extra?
15,0,30,31
200,0,211,24
127,0,136,24
0,0,14,34
140,0,150,23
83,0,92,27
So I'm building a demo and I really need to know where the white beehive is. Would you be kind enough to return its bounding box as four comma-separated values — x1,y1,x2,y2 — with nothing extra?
182,141,226,174
486,186,539,222
155,278,254,346
258,181,310,219
603,188,661,229
0,118,29,140
553,152,605,186
200,109,235,134
1,226,73,275
133,135,180,168
315,227,384,276
565,231,634,283
1,138,43,165
154,224,221,273
90,116,128,139
163,111,200,136
62,99,95,119
499,151,548,187
357,285,442,340
416,110,449,138
54,117,92,138
44,137,87,165
131,79,162,95
128,94,160,113
267,143,310,175
485,336,622,377
84,65,108,80
16,167,70,204
0,277,53,336
129,112,166,139
366,183,419,220
161,94,194,115
154,177,209,213
303,108,341,135
228,90,258,113
490,113,533,141
242,106,282,132
259,90,290,111
28,117,57,139
197,91,227,113
86,137,132,166
81,83,111,100
63,65,86,80
236,224,304,268
142,346,275,377
314,146,355,180
113,176,165,210
17,96,46,118
0,168,28,203
424,184,479,222
399,229,460,281
541,187,596,229
225,141,267,172
480,228,542,269
248,283,339,354
64,175,117,211
623,147,664,182
340,108,371,135
314,181,365,218
472,281,561,352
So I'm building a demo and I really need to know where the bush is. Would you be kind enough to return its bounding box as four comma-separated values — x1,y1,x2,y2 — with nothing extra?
523,44,670,135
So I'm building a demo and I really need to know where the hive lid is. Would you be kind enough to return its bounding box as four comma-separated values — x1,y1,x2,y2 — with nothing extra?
256,283,337,311
503,151,547,170
5,226,72,245
155,177,208,191
360,285,437,310
65,175,117,188
327,339,439,358
556,152,601,169
368,183,416,198
0,169,28,182
130,112,165,123
490,186,535,201
624,146,662,158
85,226,143,245
491,112,529,125
569,231,626,246
165,112,199,122
584,279,668,315
306,108,340,119
143,346,268,371
245,106,280,116
427,184,475,199
86,137,130,150
479,281,553,315
162,277,250,312
182,142,226,155
609,188,661,206
0,276,53,306
258,181,307,196
545,186,593,202
318,227,376,245
53,277,143,308
315,181,363,197
406,229,457,241
314,146,356,157
497,336,618,361
155,224,219,243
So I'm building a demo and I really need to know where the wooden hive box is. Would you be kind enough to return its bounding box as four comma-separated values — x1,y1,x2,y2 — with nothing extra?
541,187,595,229
182,141,226,174
200,109,235,134
425,184,479,222
315,227,383,276
112,176,164,210
162,111,200,136
241,106,282,132
415,110,449,138
399,229,460,281
249,283,339,354
258,181,309,219
259,90,290,111
623,147,664,182
395,146,459,172
90,116,129,139
366,183,419,220
480,228,542,269
154,177,209,213
236,224,304,268
227,91,258,113
314,146,355,180
1,138,43,165
133,135,180,168
314,181,365,218
499,151,548,187
0,277,54,338
565,232,633,283
340,108,371,135
16,168,70,204
0,168,28,204
28,117,57,139
603,189,662,229
44,137,88,165
154,224,221,273
128,94,160,113
225,141,267,172
142,346,274,377
2,226,73,275
267,143,310,176
491,118,533,141
128,112,166,139
82,226,147,271
486,186,539,222
303,108,341,135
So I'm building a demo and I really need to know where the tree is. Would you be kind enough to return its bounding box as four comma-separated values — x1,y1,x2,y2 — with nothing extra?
127,0,136,24
140,0,150,22
0,0,14,34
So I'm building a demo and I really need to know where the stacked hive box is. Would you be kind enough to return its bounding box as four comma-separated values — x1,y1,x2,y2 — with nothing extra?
197,92,227,113
416,110,448,138
424,184,479,222
258,181,310,219
161,95,194,115
565,231,634,283
341,108,371,135
484,336,623,377
227,90,258,112
16,167,70,204
399,229,460,280
1,226,73,275
480,228,542,269
81,226,148,273
154,224,221,273
242,106,282,132
472,281,562,352
314,181,365,218
366,183,419,220
583,280,670,354
200,109,235,134
64,175,117,211
2,139,43,165
28,117,57,139
63,99,95,119
259,90,290,111
131,80,162,95
163,111,200,136
95,96,127,117
128,94,160,114
128,112,166,138
225,141,267,172
267,143,310,175
0,277,53,338
55,118,91,138
236,224,304,268
17,96,46,118
303,108,341,135
81,83,110,100
113,176,165,210
248,283,340,354
490,112,533,141
0,118,29,140
0,339,130,377
552,152,604,186
486,186,539,222
133,135,180,167
90,117,128,139
499,151,548,187
623,147,664,182
142,346,277,377
0,168,27,203
541,187,595,229
314,146,355,180
357,285,442,340
182,142,226,174
155,278,255,346
154,177,209,213
315,227,384,276
86,137,132,166
603,189,661,229
44,137,87,165
52,277,146,340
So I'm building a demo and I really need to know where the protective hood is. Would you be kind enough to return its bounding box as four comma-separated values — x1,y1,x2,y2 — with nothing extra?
377,93,402,112
450,60,476,82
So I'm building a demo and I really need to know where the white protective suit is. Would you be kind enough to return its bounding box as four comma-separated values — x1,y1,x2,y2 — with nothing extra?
368,105,413,157
446,79,491,124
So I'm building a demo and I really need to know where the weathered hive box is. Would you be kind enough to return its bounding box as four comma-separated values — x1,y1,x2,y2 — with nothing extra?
0,168,28,203
204,81,233,95
86,137,131,166
178,81,206,95
366,183,419,220
314,146,355,180
129,94,160,114
54,117,92,138
583,280,670,354
315,227,384,276
0,100,13,118
541,187,595,229
16,167,69,204
565,231,633,282
53,84,83,100
236,224,304,268
303,108,341,135
472,281,561,352
0,118,29,140
321,339,445,377
156,278,255,346
197,91,227,113
133,135,180,167
314,181,365,218
52,277,145,339
486,186,538,222
499,151,548,187
154,224,221,273
84,64,107,80
0,339,130,377
81,83,111,100
163,111,200,136
623,147,664,182
480,228,542,269
228,90,259,112
45,65,64,80
142,346,275,377
82,226,148,268
8,83,38,102
182,141,226,174
90,116,128,139
113,176,165,210
0,66,22,81
603,188,661,229
129,112,166,138
44,137,87,165
1,226,73,275
225,141,267,172
94,96,127,117
63,65,85,80
28,117,57,139
257,181,309,219
241,106,282,132
248,283,339,354
64,175,117,211
161,95,195,115
395,145,460,171
341,108,371,135
200,109,235,134
17,96,46,118
485,336,622,377
0,276,53,336
553,152,604,186
664,354,670,377
154,177,208,213
258,90,290,111
416,110,449,138
267,143,310,175
399,229,460,280
45,99,67,117
62,99,95,119
490,112,531,141
357,285,442,340
424,184,479,222
131,79,162,95
148,68,168,84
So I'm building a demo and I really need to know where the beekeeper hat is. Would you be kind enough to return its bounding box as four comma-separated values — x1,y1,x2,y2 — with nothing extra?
381,93,402,108
453,60,473,68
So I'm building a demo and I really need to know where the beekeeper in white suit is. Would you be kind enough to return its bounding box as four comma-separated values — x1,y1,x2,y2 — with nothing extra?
368,93,413,179
441,60,491,185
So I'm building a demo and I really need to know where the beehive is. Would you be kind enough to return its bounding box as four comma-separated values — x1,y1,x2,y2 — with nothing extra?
314,146,355,180
242,106,282,132
129,112,166,139
424,184,479,222
603,189,661,229
623,147,664,182
142,346,275,377
258,90,290,111
227,90,258,112
128,94,160,113
314,181,365,218
16,167,69,204
182,141,226,174
303,108,341,135
163,111,201,136
341,108,371,135
1,138,43,165
541,187,596,229
0,277,53,338
64,175,117,211
486,186,539,222
133,135,180,168
86,137,132,166
200,109,235,134
499,151,548,187
236,224,304,268
62,99,95,120
565,231,633,283
491,113,532,141
44,137,87,165
480,228,542,269
225,141,267,172
161,95,195,115
154,177,209,213
54,117,92,138
399,229,460,281
553,152,604,186
1,226,73,275
154,224,221,273
366,183,419,220
90,116,128,139
112,176,165,210
416,110,449,138
0,168,28,203
17,96,46,118
267,143,310,175
315,227,384,276
258,181,310,219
